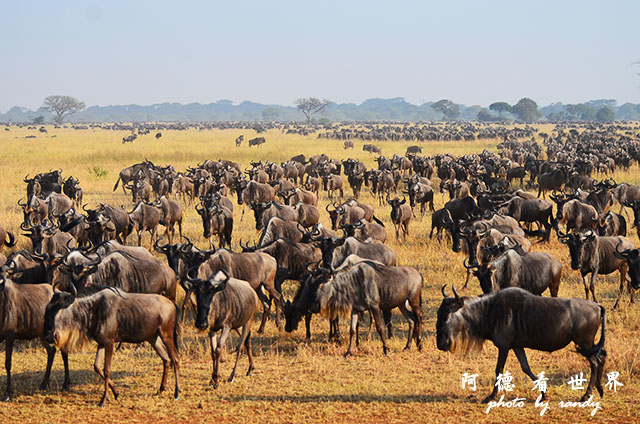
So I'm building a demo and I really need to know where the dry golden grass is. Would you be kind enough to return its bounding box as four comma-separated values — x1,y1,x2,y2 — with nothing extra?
0,124,638,423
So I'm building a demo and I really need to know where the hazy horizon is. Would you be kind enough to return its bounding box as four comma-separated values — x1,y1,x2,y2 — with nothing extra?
2,0,639,111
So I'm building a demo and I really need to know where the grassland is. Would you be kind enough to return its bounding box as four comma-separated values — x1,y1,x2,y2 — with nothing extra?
0,124,638,423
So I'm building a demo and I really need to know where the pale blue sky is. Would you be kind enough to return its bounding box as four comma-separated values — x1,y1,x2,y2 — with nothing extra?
1,0,639,110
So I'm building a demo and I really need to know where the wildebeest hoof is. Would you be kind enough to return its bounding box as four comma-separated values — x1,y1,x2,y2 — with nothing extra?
3,394,12,402
343,352,353,358
228,376,235,383
62,383,71,392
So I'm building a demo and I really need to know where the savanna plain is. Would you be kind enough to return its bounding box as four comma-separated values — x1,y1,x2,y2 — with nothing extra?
0,124,638,424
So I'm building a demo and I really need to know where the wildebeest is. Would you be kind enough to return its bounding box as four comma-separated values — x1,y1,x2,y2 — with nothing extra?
113,161,151,193
235,135,244,147
56,247,178,301
497,196,553,241
286,261,423,356
184,270,259,388
248,137,266,147
558,229,634,307
471,248,562,296
596,212,627,237
363,144,381,154
556,199,598,233
195,203,233,248
387,195,411,241
436,286,606,402
343,140,354,149
315,236,396,269
153,196,183,243
340,218,387,243
128,201,161,248
613,241,640,306
195,248,281,333
537,167,566,198
43,285,180,406
0,275,70,400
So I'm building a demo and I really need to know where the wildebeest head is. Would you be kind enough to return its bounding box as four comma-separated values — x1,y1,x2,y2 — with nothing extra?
435,284,467,352
613,240,640,290
185,269,229,330
387,195,406,221
43,282,78,346
250,201,271,230
325,202,342,230
558,229,596,270
623,200,640,227
283,262,327,332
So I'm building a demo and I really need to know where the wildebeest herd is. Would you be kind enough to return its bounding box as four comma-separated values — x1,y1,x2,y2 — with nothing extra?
1,122,640,408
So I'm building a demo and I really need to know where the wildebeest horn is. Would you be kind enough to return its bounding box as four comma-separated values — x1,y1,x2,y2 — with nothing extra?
476,222,489,236
82,204,91,213
154,236,170,252
463,258,478,269
68,282,77,297
614,239,631,259
441,284,450,299
24,174,31,183
17,198,27,207
451,284,460,299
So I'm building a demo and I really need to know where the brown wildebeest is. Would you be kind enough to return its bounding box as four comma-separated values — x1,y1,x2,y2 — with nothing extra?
43,284,180,406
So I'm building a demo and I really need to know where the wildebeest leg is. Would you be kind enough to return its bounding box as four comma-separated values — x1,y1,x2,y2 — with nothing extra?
229,324,250,383
513,348,544,399
383,309,393,339
137,229,143,246
581,351,604,402
209,332,220,387
61,351,71,391
98,343,116,407
462,269,472,289
39,342,56,390
370,307,389,356
255,288,271,334
589,271,599,303
594,349,607,397
179,289,194,322
150,335,171,395
581,273,591,300
244,331,254,377
304,313,312,341
484,348,509,403
4,334,14,400
345,312,359,357
262,280,283,331
398,303,415,351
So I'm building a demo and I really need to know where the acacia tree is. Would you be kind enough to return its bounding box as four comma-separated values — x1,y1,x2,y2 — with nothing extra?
489,102,512,117
511,98,541,123
431,99,460,120
295,98,330,121
42,95,86,124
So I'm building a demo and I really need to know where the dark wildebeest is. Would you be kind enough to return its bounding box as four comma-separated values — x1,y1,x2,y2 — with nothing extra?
21,220,77,255
183,270,259,388
405,181,434,215
340,219,387,243
0,275,70,400
250,201,297,231
248,137,266,147
470,248,562,296
343,140,354,149
613,241,640,307
235,135,244,147
196,203,233,249
506,166,526,186
497,196,553,241
537,168,566,198
430,208,453,240
437,286,606,403
387,195,411,241
558,229,634,308
286,261,423,357
43,285,180,406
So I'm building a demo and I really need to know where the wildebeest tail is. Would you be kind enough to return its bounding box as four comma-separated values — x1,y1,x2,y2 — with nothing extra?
113,175,121,191
372,215,385,227
578,305,605,357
